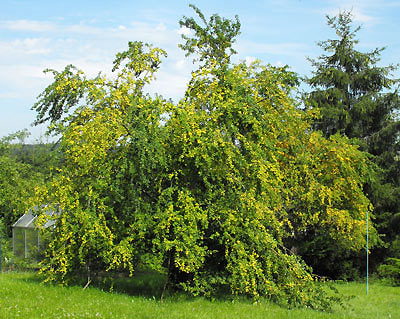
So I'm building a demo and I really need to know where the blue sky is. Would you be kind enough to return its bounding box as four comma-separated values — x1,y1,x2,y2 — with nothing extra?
1,0,399,141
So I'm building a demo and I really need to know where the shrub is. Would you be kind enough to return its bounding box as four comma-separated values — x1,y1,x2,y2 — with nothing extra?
378,258,400,286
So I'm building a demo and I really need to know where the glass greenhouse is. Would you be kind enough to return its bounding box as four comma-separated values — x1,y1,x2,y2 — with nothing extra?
12,207,56,259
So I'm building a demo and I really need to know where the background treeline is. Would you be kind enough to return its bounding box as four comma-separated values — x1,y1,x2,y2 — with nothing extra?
0,131,60,237
1,6,399,309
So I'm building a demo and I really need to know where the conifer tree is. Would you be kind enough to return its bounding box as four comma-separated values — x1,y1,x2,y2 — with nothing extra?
305,10,400,276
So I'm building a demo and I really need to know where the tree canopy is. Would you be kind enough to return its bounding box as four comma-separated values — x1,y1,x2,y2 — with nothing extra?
31,6,374,310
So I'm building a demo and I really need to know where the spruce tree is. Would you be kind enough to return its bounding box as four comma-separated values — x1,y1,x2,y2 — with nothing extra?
304,10,400,278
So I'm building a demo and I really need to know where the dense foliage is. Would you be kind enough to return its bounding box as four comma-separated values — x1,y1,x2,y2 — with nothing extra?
0,131,49,237
378,257,400,286
28,7,376,310
305,11,400,278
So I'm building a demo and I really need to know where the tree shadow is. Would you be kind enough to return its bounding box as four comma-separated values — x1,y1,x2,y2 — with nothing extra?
94,270,167,299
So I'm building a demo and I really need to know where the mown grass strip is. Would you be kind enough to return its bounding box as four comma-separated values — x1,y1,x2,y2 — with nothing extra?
0,272,398,318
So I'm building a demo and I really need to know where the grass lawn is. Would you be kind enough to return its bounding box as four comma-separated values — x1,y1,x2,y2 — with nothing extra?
0,271,399,318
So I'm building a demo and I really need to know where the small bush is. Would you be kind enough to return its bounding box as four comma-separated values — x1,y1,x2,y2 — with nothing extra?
378,258,400,286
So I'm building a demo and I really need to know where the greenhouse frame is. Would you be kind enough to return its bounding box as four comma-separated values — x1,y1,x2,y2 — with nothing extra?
12,207,56,259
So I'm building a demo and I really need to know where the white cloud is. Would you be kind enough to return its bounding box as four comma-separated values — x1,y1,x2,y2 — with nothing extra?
325,7,375,24
0,37,54,62
1,19,56,32
177,26,191,36
156,23,167,31
0,18,194,104
0,92,20,99
238,40,309,58
0,64,51,89
245,56,256,66
64,24,103,35
2,19,180,45
148,70,189,101
351,8,375,23
15,38,52,54
323,0,380,25
175,59,187,70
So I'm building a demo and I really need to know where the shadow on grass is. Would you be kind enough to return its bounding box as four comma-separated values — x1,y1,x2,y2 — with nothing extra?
12,269,234,303
95,270,167,299
10,269,167,299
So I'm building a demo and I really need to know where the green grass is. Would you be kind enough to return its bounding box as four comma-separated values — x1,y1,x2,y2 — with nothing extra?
0,271,399,318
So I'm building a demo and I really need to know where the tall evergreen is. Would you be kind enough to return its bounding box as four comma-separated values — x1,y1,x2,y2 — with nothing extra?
304,11,400,277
